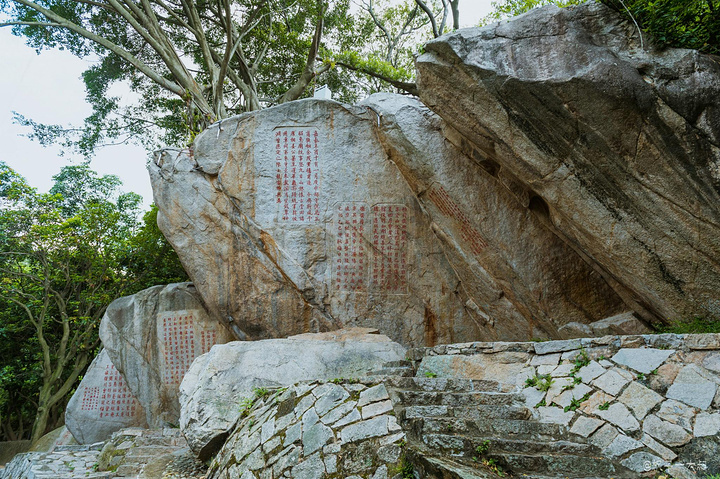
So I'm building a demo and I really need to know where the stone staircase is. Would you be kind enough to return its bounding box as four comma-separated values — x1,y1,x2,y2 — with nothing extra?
0,428,206,479
383,376,636,478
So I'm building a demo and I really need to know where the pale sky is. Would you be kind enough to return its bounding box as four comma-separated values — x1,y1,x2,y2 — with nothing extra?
0,1,494,208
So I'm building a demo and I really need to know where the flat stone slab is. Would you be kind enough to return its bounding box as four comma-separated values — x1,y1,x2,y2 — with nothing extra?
665,364,719,409
611,348,674,374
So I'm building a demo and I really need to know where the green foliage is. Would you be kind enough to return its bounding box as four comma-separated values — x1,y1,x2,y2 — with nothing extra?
475,440,491,455
599,401,610,410
564,392,592,412
654,316,720,334
253,387,270,399
0,162,188,441
599,0,720,54
238,397,254,417
424,371,438,378
525,373,553,391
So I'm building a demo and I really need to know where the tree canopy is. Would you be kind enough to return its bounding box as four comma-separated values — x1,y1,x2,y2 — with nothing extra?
0,162,187,442
1,0,459,155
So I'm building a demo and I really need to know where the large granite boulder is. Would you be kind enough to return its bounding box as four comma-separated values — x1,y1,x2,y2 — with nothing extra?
416,2,720,326
99,282,234,428
150,93,627,345
65,350,147,443
178,329,406,458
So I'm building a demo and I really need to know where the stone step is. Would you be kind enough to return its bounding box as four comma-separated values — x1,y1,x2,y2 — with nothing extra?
367,367,414,377
419,416,574,442
382,360,414,368
402,403,531,421
394,389,524,407
384,377,503,393
488,452,634,477
420,433,592,456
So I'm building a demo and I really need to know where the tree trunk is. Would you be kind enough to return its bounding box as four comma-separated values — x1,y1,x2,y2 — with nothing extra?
30,387,52,444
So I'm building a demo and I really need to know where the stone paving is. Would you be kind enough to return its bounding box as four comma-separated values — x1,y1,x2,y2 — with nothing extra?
207,381,407,479
408,333,720,477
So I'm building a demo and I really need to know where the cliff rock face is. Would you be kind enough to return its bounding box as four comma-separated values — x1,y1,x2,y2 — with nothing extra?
416,2,720,325
99,283,234,428
149,95,626,345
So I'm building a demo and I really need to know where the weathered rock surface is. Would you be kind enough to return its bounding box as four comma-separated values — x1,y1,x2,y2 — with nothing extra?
65,350,147,444
150,93,627,345
99,283,233,428
179,329,406,457
416,1,720,326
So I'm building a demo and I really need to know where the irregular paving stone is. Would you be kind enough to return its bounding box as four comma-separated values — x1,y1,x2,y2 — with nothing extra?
333,408,362,428
340,416,390,443
361,400,393,420
656,399,698,431
545,377,575,406
641,433,677,461
302,422,334,456
592,369,631,396
694,412,720,437
617,381,663,420
290,453,325,479
320,401,357,425
580,391,615,415
553,383,593,408
522,387,547,409
589,423,619,449
313,384,350,416
570,416,604,438
621,452,665,472
358,384,390,407
596,403,640,432
533,340,582,355
550,364,576,377
577,361,607,383
602,434,644,458
530,353,561,366
666,364,719,409
536,407,574,426
643,414,692,447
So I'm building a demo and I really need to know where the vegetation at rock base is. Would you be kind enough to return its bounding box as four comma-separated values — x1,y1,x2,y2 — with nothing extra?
0,161,187,443
654,316,720,334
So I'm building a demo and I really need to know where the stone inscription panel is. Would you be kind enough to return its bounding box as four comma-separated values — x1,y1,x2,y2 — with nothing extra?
427,184,488,255
370,204,408,294
275,127,320,223
99,364,140,419
160,311,219,386
80,386,100,411
335,203,368,292
162,313,195,386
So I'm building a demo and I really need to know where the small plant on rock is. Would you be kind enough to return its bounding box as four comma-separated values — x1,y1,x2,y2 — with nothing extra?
564,392,592,412
239,397,254,417
534,398,546,408
424,371,437,378
570,348,591,375
598,401,610,411
252,387,269,398
480,458,505,477
525,373,554,392
475,440,491,455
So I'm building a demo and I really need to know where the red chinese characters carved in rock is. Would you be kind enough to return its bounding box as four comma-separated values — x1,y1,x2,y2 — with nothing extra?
98,364,140,419
335,203,368,291
161,312,217,386
370,204,408,294
275,127,320,223
427,184,488,255
80,386,100,411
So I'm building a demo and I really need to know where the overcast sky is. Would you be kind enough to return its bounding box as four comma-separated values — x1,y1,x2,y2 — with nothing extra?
0,1,495,208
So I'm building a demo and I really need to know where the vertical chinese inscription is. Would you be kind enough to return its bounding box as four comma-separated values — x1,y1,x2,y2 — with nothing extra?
427,184,488,255
198,329,217,356
334,203,368,291
99,364,139,419
370,204,408,293
81,386,100,411
275,127,320,223
162,313,195,386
